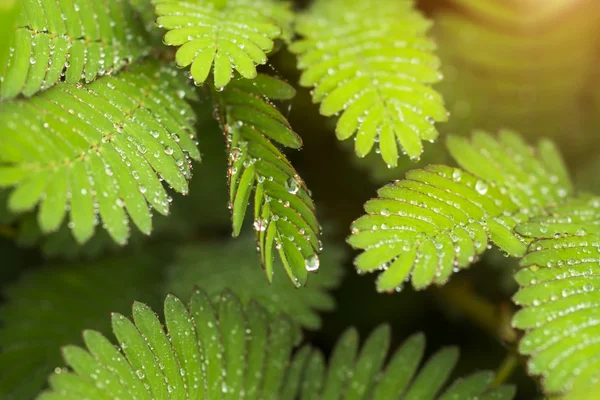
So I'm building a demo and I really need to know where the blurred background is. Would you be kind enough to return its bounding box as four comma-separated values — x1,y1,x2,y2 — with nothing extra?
2,0,600,398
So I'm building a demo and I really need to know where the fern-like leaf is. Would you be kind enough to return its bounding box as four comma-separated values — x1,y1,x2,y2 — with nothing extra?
285,326,515,399
212,74,321,286
290,0,447,166
512,194,600,397
38,289,297,400
154,0,292,89
0,253,163,400
0,0,150,99
348,130,571,292
0,60,200,245
166,235,344,339
36,290,515,400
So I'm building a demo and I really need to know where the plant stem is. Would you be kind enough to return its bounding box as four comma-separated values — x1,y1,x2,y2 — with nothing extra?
432,278,517,344
492,352,520,387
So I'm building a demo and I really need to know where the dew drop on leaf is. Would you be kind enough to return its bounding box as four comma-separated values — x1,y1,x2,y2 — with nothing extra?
253,218,268,232
305,255,320,271
285,176,299,194
475,180,488,195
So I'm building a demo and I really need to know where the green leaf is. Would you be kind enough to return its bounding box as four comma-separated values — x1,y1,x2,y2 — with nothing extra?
211,74,321,286
290,0,447,165
287,326,515,400
348,130,572,292
512,194,600,397
27,286,514,400
38,289,298,400
0,253,163,399
166,235,344,341
0,0,19,74
1,0,150,99
154,0,292,89
0,60,199,245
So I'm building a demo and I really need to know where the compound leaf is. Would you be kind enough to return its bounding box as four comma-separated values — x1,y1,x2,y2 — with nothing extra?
348,130,572,292
1,0,151,99
513,194,600,397
154,0,293,89
212,74,321,286
291,0,447,166
0,60,199,245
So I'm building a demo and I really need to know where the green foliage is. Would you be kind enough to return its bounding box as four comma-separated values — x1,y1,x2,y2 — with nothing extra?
0,0,150,99
154,0,293,89
0,0,19,70
39,289,297,400
431,0,600,158
290,0,447,166
0,60,200,245
512,195,600,397
34,289,515,399
0,236,344,399
1,0,598,398
212,74,321,286
2,112,230,260
348,130,572,292
0,253,164,400
291,326,515,400
166,235,344,339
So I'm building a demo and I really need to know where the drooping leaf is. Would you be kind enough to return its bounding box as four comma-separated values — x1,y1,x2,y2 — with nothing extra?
166,234,344,340
212,74,321,287
348,130,572,292
290,0,447,166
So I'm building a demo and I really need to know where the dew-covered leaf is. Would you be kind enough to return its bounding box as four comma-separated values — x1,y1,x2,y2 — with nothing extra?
211,74,321,286
290,0,447,165
287,326,515,400
513,194,600,397
38,290,297,400
154,0,292,89
1,0,150,99
348,131,572,292
0,60,199,245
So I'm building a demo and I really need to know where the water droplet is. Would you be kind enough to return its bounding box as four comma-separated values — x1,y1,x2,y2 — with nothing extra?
305,255,320,271
452,169,462,181
164,146,174,155
475,180,488,195
285,176,299,194
576,228,587,236
253,218,268,232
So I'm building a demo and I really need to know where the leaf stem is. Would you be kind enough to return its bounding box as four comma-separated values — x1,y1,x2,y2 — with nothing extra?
432,278,517,344
492,352,520,387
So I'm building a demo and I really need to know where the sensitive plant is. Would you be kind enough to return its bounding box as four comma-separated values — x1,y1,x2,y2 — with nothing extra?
1,0,600,399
